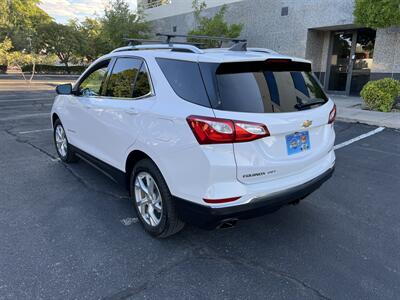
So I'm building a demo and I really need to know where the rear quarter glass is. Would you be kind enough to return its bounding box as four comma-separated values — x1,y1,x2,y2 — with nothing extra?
156,58,211,107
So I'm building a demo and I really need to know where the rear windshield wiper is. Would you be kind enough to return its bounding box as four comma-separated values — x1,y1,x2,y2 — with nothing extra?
294,98,326,110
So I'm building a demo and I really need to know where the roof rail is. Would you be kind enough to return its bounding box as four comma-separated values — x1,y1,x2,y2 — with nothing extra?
156,33,247,44
110,33,248,54
111,44,205,54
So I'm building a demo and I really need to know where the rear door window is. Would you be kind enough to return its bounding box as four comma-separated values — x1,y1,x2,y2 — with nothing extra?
105,57,142,98
156,58,210,107
132,63,151,98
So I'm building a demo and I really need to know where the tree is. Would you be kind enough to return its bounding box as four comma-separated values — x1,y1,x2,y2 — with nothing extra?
188,0,243,48
36,22,84,70
100,0,151,52
0,0,52,51
1,37,41,81
72,18,109,62
0,37,12,65
354,0,400,28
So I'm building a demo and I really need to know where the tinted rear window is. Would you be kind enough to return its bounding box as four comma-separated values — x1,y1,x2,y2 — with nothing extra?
156,58,211,107
201,61,328,113
105,57,142,98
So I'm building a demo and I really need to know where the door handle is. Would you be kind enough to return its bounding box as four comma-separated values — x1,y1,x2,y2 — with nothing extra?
126,108,139,115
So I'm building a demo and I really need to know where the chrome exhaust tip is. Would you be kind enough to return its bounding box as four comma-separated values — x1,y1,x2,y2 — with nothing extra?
217,218,238,229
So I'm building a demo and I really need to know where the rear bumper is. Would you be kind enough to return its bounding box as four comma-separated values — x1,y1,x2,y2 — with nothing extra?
174,166,334,229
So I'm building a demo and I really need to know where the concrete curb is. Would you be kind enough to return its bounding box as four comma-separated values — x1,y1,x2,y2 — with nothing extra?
331,94,400,129
336,116,400,129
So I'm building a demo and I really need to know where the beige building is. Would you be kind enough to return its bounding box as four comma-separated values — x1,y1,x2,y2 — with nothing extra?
139,0,400,96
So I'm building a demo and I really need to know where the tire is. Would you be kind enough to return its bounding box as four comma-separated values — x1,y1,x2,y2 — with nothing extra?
53,119,78,163
130,159,184,238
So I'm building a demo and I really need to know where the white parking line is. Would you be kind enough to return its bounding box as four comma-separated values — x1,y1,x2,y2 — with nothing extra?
0,98,53,103
0,112,49,121
19,128,52,134
0,103,53,110
334,127,385,150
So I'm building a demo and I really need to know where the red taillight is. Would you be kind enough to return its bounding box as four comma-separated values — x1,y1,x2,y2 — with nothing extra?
234,121,269,142
328,104,336,124
186,116,234,144
187,115,270,144
203,196,241,204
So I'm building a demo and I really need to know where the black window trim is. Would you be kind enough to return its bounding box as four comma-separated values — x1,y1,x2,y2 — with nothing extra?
102,55,155,101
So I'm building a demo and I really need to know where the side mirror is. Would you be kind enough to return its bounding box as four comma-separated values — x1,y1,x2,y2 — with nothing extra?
56,83,72,95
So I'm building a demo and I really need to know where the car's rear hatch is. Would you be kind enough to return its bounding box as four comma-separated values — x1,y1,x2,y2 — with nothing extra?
200,59,335,184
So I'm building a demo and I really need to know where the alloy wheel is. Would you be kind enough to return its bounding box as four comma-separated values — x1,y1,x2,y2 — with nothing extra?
55,125,68,158
134,172,163,227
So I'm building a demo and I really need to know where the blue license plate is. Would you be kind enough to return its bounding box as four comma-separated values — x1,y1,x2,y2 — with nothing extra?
285,131,311,155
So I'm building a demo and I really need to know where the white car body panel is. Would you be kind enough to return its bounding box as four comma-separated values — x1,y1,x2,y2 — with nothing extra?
51,47,335,211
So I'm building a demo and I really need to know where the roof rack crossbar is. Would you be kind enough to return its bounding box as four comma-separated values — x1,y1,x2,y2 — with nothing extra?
123,38,205,47
156,33,247,44
111,44,205,54
112,33,250,53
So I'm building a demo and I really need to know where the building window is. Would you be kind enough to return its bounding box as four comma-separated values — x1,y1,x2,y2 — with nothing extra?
281,7,289,16
143,0,172,9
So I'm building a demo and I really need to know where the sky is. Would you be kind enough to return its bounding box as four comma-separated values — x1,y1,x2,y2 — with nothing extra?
39,0,138,24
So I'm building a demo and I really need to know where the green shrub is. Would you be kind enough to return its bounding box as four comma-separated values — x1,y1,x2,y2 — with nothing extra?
360,78,400,112
21,64,87,75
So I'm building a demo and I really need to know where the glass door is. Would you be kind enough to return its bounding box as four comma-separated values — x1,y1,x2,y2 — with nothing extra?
349,28,376,95
327,31,354,93
327,29,376,95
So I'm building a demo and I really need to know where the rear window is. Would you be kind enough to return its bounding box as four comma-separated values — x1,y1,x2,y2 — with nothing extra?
156,58,210,107
203,61,328,113
157,58,327,113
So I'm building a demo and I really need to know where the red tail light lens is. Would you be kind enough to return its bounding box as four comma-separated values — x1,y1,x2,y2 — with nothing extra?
234,121,269,142
186,116,234,144
328,104,336,124
203,196,241,204
187,115,270,144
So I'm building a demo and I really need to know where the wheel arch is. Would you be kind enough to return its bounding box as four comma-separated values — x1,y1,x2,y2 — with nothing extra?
125,150,156,190
52,113,60,127
124,149,174,195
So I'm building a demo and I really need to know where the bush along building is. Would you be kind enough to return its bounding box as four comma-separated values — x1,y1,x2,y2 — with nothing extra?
139,0,400,96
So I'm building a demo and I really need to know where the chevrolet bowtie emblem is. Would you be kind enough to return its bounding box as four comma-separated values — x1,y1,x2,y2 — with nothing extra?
302,120,312,128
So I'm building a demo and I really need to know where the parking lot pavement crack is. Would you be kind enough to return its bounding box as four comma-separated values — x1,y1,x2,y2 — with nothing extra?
58,162,129,200
4,128,129,201
102,256,192,300
102,244,330,299
5,128,58,160
187,242,331,300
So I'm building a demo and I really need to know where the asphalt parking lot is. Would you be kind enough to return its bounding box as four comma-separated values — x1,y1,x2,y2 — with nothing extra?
1,76,400,300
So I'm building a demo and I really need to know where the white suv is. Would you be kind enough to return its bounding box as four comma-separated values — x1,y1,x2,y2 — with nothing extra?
52,38,336,237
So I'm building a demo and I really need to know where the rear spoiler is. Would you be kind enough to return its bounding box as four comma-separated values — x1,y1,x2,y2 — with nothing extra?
216,59,312,74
